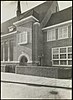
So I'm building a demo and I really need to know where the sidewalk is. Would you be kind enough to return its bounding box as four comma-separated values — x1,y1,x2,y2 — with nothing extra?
1,72,72,99
1,72,72,89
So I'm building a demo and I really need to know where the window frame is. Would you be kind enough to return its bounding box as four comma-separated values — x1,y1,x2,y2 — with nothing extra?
18,31,28,45
1,43,3,61
71,25,72,38
58,25,68,40
47,29,56,41
52,46,72,66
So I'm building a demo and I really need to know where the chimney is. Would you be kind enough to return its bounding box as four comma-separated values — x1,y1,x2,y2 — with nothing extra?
16,1,21,17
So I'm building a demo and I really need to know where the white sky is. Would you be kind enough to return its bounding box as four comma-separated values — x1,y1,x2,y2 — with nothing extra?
1,1,72,23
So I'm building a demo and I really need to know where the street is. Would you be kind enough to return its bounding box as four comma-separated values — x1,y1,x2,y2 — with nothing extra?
1,72,72,99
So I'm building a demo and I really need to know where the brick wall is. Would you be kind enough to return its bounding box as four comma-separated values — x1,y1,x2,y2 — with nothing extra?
13,21,33,62
32,22,43,65
15,66,72,79
43,31,72,66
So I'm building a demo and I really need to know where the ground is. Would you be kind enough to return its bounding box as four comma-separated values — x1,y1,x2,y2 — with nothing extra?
1,72,72,99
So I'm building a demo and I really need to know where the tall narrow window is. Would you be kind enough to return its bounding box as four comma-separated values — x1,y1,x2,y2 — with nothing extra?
47,29,56,41
1,44,3,61
58,26,68,39
10,40,14,61
18,31,28,44
52,48,59,65
56,28,58,40
5,41,8,61
68,25,72,38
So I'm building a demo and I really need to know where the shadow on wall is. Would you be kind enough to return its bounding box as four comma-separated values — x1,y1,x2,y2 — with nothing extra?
5,65,16,73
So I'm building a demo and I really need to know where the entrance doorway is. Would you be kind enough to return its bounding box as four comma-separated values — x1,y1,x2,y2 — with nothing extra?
19,56,28,66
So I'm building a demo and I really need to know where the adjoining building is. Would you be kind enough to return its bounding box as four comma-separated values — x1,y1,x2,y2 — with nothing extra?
1,1,72,78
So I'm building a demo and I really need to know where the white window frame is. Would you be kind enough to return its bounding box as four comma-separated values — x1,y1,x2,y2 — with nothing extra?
18,31,28,45
1,43,3,61
71,24,72,38
58,25,68,40
47,29,56,41
52,46,72,67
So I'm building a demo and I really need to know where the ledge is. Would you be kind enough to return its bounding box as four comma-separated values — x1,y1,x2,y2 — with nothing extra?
13,15,39,26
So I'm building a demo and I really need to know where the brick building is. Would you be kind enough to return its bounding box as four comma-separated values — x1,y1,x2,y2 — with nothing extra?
1,1,72,74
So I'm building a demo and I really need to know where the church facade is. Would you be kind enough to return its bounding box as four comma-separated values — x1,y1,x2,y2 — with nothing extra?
1,1,72,69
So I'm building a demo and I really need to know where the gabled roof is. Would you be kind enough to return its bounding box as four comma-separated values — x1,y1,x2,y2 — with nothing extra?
45,7,72,28
1,1,53,34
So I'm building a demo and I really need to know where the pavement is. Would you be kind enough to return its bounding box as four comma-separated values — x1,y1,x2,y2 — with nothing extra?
1,72,72,99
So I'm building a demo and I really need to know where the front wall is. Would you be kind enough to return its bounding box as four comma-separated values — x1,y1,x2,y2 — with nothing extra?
43,32,72,66
13,21,33,62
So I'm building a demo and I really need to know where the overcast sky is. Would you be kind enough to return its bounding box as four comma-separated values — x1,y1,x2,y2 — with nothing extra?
1,1,72,23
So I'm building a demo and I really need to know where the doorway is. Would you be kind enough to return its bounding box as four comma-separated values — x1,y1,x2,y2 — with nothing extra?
19,56,28,66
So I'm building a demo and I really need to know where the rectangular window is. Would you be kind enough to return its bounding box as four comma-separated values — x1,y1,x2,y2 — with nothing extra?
58,26,68,39
10,40,14,61
60,60,67,65
71,25,72,37
68,24,72,38
53,60,59,65
60,48,66,53
68,47,72,53
18,31,28,44
53,54,59,59
1,44,3,61
68,60,72,65
52,46,72,66
47,29,56,41
68,54,72,59
53,48,59,54
5,41,8,61
60,54,66,59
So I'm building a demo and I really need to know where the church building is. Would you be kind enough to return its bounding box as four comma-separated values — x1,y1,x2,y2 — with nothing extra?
1,1,72,77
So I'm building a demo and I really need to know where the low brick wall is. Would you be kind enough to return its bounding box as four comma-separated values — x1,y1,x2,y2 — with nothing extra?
1,66,6,72
15,66,58,78
1,65,15,73
15,66,72,79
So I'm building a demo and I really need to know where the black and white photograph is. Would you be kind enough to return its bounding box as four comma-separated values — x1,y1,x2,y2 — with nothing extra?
1,1,72,99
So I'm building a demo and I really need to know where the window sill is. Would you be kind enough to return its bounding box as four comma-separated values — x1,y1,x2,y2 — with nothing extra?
52,65,72,67
57,37,69,40
47,39,56,42
18,42,28,45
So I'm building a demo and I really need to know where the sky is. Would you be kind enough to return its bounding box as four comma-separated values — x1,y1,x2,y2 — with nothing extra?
1,1,72,23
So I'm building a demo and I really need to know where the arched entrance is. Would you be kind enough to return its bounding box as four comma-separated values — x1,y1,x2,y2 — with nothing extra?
19,56,28,66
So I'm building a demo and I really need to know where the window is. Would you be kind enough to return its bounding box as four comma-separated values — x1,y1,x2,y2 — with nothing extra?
53,48,59,54
60,54,66,59
5,41,8,61
53,60,59,65
52,46,72,66
58,26,68,39
1,44,3,61
10,40,14,61
53,54,59,59
60,48,66,53
47,29,56,41
68,24,72,38
71,25,72,37
18,31,28,44
68,47,72,53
